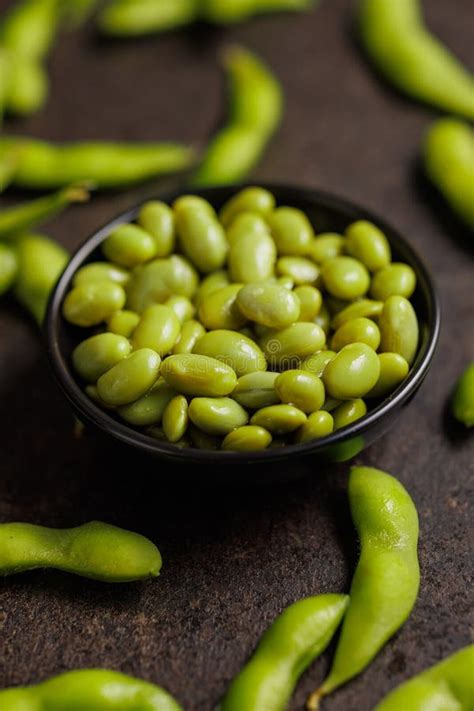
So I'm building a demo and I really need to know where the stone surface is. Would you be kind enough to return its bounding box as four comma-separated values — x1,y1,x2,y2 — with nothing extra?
0,0,472,708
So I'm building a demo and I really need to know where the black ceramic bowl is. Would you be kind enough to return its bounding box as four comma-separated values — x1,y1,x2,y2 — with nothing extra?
45,184,440,479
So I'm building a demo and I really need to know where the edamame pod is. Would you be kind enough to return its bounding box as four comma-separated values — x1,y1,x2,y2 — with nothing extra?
15,232,69,324
0,520,162,582
160,354,237,397
452,362,474,427
423,118,474,230
220,595,348,711
0,669,182,710
1,0,60,62
0,242,18,295
192,46,282,186
98,0,198,36
0,183,90,240
307,466,419,708
202,0,315,24
4,53,49,116
0,136,195,190
359,0,474,119
373,646,474,711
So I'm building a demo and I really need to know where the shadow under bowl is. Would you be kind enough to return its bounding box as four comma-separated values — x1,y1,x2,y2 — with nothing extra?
45,184,440,484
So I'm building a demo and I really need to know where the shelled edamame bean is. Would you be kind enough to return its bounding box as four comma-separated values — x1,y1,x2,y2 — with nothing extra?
63,187,421,452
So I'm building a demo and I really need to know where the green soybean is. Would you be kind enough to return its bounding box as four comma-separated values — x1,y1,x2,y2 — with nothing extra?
345,220,391,272
275,369,325,414
72,333,131,382
219,186,275,227
228,228,276,283
260,322,326,368
160,354,237,397
367,352,410,398
331,317,381,351
251,404,306,434
194,269,230,308
98,0,198,36
0,669,182,710
295,410,334,443
332,398,367,430
118,379,175,426
194,329,267,376
276,256,319,285
301,350,336,377
63,281,127,327
232,371,280,409
321,256,370,300
0,242,18,295
323,342,380,399
452,362,474,427
294,285,322,321
423,118,474,229
97,348,160,406
164,295,195,323
188,397,248,435
162,395,189,443
192,45,282,186
314,302,331,335
359,0,474,119
0,136,195,190
222,425,272,451
199,284,247,331
371,263,416,301
0,520,161,582
138,200,176,256
225,211,270,245
126,255,199,313
4,53,48,116
106,309,140,338
219,594,348,711
268,206,314,255
74,261,130,288
202,0,315,24
379,295,419,365
0,183,90,240
308,466,419,708
15,232,69,324
172,319,206,354
102,224,157,267
236,281,301,328
175,196,228,273
308,233,345,263
131,304,181,356
373,646,474,711
332,298,383,329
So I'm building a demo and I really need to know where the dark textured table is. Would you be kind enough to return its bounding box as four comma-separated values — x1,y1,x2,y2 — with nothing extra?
0,1,473,708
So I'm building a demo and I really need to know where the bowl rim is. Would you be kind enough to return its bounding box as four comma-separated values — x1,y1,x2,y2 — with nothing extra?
45,183,441,463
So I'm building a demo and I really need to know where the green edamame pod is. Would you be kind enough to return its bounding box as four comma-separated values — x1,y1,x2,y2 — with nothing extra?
60,0,100,27
0,520,162,582
98,0,199,37
451,362,474,427
0,242,18,295
0,669,183,710
0,183,90,240
423,119,474,230
1,0,60,62
0,49,10,126
307,466,419,709
14,233,69,324
359,0,474,119
192,46,282,187
219,595,348,711
4,53,49,116
202,0,315,24
373,645,474,711
0,136,195,190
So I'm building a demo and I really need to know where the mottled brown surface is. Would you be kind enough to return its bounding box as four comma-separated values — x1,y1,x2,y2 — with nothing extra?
0,0,473,708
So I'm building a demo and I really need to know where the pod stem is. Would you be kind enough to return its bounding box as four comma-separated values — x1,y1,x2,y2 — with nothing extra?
306,688,324,710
